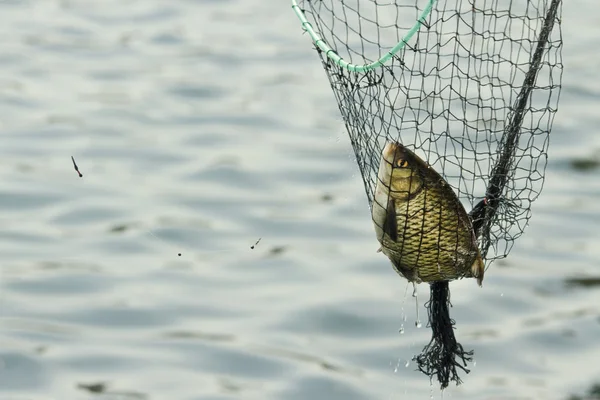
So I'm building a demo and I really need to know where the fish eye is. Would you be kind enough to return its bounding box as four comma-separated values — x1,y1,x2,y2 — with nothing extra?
396,159,409,168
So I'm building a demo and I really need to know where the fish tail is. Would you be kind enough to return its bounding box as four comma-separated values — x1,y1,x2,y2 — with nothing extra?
471,255,485,287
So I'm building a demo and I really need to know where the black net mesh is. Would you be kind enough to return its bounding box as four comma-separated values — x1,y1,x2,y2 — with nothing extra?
296,0,562,265
294,0,563,389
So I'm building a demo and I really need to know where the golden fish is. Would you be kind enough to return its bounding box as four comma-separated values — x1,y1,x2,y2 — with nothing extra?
372,141,485,285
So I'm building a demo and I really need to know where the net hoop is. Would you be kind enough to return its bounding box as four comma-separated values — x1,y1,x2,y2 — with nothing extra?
291,0,437,73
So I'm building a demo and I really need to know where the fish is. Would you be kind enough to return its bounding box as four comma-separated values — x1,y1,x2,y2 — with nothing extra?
372,141,485,285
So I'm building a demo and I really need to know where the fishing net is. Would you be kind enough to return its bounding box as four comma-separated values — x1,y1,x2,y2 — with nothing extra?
292,0,563,389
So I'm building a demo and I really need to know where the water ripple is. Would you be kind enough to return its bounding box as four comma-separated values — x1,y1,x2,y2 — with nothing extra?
0,0,599,399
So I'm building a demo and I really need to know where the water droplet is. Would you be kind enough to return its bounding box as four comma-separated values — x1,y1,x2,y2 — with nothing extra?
412,283,420,327
404,360,410,368
336,136,341,142
394,358,402,373
500,293,504,297
473,361,477,367
399,325,405,334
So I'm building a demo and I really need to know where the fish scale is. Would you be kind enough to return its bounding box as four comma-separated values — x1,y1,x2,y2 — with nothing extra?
373,142,484,285
390,193,473,282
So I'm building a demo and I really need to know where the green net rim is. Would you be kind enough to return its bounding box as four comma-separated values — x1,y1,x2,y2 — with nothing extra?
291,0,438,73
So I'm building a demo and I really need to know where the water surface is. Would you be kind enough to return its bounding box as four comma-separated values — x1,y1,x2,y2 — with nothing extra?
0,1,599,399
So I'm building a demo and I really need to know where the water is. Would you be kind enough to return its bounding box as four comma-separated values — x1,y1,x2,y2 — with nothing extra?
412,283,422,329
0,1,599,399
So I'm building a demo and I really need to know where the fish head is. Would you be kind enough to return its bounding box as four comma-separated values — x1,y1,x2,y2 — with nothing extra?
381,141,426,200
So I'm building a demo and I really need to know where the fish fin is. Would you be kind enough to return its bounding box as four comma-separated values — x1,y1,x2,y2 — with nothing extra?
472,254,485,287
376,247,382,253
382,198,398,242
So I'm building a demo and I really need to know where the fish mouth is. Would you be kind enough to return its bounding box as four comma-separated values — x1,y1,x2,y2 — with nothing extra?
383,141,405,163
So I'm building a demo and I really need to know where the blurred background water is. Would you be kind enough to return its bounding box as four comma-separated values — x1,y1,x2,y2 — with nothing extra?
0,0,598,399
